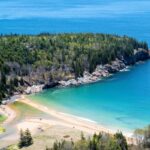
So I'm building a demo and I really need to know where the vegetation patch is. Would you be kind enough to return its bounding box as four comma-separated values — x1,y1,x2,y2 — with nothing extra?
46,132,128,150
6,144,19,150
10,101,45,119
18,129,33,148
0,125,6,134
0,114,7,123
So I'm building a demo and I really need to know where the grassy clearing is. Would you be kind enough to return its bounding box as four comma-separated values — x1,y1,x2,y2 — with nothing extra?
0,113,7,134
10,101,46,120
0,114,7,123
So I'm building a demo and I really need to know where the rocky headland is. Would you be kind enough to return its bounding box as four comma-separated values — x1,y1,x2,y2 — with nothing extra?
10,48,150,97
0,33,149,104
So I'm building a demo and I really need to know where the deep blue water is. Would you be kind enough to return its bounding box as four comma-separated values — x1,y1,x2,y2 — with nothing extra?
1,0,150,132
0,0,150,44
30,61,150,133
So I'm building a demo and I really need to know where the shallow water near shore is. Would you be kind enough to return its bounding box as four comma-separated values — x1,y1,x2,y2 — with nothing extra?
29,60,150,133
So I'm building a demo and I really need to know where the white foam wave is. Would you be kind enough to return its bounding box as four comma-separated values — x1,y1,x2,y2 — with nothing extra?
59,112,97,124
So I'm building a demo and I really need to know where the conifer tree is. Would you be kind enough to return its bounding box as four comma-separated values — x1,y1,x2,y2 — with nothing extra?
18,129,33,148
25,128,33,146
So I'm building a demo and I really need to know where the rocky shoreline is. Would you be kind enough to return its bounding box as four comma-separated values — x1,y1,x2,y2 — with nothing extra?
23,49,149,93
20,58,128,95
2,59,128,103
58,48,150,87
58,58,129,87
1,48,150,104
21,61,148,95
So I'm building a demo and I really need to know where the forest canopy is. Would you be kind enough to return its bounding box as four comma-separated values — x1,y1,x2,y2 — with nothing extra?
0,33,148,103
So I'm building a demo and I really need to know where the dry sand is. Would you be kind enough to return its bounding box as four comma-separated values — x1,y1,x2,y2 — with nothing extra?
0,95,135,149
20,95,134,138
20,95,114,134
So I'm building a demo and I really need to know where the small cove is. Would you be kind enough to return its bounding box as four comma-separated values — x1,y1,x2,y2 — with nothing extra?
29,61,150,133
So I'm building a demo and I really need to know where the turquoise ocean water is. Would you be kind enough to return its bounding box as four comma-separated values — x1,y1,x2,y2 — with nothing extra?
29,61,150,133
1,0,150,132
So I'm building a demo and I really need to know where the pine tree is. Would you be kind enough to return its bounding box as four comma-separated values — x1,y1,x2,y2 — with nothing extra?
18,129,25,148
18,129,33,148
25,129,33,146
114,132,128,150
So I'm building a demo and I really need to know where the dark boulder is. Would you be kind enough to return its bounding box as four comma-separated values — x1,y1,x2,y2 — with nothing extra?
134,49,150,61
